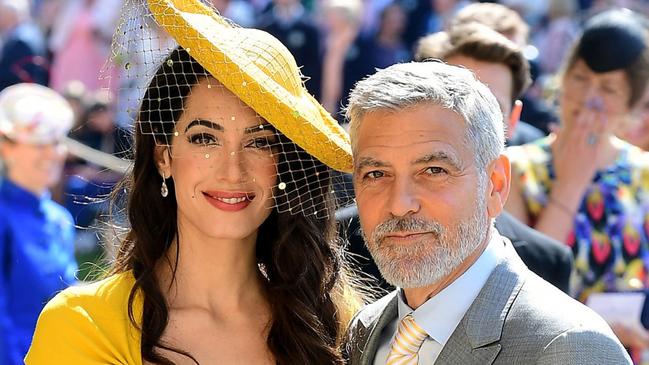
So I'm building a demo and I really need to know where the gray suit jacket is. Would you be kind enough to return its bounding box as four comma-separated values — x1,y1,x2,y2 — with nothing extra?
345,239,631,365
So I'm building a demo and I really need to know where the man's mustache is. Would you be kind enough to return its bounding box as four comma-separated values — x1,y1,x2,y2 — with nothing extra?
371,216,444,244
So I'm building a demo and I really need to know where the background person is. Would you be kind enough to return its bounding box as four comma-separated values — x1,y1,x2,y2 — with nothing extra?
504,9,649,353
0,83,77,365
413,22,573,293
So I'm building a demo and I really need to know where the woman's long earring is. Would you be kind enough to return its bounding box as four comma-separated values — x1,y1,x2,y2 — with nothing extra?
160,172,169,198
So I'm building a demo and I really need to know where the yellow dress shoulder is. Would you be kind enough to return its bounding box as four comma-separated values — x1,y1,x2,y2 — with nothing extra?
25,271,143,365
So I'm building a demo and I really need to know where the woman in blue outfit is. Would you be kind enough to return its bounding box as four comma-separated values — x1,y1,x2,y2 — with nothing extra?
0,83,77,364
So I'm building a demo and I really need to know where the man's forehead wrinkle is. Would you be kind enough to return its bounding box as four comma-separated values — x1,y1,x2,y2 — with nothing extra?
361,137,459,151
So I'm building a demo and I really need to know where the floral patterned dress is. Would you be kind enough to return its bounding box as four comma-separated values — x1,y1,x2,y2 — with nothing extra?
507,137,649,301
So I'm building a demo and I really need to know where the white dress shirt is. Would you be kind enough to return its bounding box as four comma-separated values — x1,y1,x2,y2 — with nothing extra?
373,231,506,365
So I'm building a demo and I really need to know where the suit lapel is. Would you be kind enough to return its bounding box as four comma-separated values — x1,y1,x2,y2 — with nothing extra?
435,240,527,365
360,294,398,365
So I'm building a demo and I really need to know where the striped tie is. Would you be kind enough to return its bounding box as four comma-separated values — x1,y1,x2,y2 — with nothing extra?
386,314,428,365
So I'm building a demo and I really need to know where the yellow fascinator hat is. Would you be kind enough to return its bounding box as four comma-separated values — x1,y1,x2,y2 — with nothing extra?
147,0,353,172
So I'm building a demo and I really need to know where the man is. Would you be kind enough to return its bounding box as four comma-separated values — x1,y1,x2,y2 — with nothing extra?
339,23,572,294
449,2,557,134
414,23,572,292
415,23,542,146
0,0,48,90
344,61,630,364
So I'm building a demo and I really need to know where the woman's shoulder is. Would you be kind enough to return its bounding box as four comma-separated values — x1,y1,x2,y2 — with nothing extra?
620,140,649,169
25,271,142,364
49,271,137,310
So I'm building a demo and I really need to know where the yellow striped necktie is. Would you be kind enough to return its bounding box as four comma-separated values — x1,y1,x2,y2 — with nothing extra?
386,314,428,365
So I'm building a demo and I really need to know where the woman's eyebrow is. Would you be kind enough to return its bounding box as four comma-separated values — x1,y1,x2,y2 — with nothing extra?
184,119,224,132
244,123,274,134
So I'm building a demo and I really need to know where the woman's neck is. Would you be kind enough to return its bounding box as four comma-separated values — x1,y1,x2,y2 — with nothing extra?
156,217,265,315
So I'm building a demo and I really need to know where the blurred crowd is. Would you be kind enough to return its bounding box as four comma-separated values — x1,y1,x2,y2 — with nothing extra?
4,0,649,363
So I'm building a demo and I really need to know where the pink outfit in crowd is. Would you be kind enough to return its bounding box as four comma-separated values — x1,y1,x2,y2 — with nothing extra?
49,1,119,93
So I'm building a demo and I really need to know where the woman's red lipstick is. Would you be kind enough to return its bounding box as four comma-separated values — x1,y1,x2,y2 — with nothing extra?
203,191,255,212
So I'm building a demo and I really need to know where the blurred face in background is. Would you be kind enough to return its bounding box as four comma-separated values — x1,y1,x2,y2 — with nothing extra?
621,85,649,150
87,105,115,134
432,0,458,14
446,55,517,138
322,1,362,33
379,4,406,38
560,59,632,134
0,138,68,195
0,4,14,32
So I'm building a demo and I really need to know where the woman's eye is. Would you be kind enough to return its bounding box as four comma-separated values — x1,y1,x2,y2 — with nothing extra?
188,133,218,146
246,137,276,149
572,73,587,82
601,86,618,95
425,166,446,175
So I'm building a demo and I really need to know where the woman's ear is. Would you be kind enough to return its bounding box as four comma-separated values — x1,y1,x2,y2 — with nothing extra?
154,145,172,178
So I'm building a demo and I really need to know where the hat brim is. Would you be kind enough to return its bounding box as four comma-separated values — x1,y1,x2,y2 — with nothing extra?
148,0,353,173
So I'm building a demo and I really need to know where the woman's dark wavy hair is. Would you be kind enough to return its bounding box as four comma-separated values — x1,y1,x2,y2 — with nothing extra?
111,47,355,364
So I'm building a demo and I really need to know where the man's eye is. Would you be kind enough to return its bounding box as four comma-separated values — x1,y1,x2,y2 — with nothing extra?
364,171,384,179
425,167,446,175
188,133,218,145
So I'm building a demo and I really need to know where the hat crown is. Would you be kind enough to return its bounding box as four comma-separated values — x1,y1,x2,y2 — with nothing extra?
239,29,303,97
0,83,73,144
578,9,647,73
146,0,353,172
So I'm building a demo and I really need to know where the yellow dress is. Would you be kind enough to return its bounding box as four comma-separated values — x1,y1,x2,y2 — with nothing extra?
25,271,143,364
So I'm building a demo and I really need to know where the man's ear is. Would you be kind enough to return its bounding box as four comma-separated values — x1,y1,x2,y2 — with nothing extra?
507,100,523,139
486,154,511,218
154,145,172,178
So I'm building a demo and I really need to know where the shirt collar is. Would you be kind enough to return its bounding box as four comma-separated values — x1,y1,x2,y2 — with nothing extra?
396,229,505,346
0,178,49,211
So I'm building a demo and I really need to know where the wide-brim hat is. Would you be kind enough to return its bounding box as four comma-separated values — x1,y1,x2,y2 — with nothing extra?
147,0,353,172
0,83,73,145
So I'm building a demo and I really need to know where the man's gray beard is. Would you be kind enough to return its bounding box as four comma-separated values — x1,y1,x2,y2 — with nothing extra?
364,189,490,289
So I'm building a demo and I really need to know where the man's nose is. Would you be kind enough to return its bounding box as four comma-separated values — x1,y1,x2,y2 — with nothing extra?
387,177,420,217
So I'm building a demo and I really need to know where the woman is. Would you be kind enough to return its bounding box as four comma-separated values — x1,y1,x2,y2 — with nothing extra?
26,1,361,364
0,83,77,364
505,9,649,352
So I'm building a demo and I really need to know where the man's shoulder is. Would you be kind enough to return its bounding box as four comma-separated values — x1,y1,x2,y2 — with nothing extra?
350,290,397,331
511,275,608,332
501,274,629,362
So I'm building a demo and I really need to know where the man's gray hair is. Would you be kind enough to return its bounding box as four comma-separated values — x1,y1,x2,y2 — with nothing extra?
345,61,505,170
